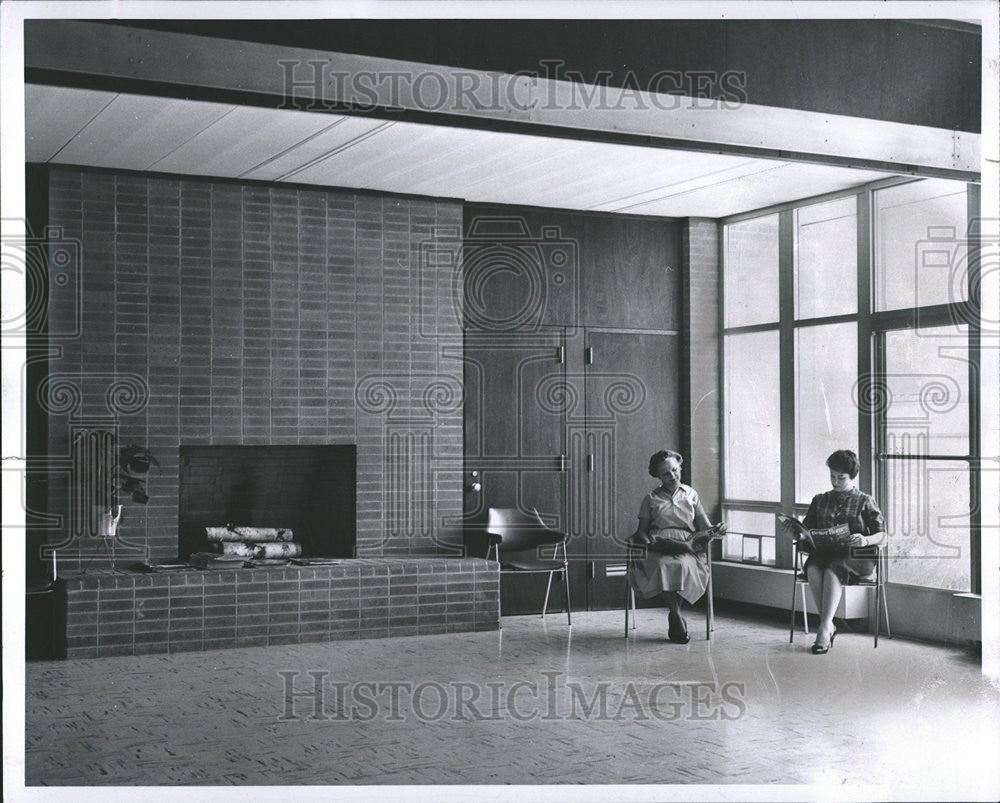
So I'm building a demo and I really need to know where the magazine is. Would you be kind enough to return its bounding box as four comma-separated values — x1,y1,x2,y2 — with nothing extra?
689,525,726,549
647,525,725,554
776,514,856,549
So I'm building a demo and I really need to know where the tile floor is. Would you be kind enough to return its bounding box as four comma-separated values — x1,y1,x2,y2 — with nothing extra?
21,606,1000,800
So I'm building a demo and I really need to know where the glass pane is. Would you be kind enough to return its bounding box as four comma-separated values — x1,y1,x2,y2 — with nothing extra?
722,533,742,562
724,214,779,327
722,509,777,564
742,536,762,563
761,537,776,565
794,323,859,502
874,179,969,312
884,459,971,591
725,332,780,500
794,196,858,318
884,325,970,456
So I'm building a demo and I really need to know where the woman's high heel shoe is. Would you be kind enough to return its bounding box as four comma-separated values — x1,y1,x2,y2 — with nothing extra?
810,629,837,654
667,613,690,644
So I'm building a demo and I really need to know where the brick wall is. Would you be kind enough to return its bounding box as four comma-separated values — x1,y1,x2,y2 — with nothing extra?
681,218,722,520
43,167,465,568
61,558,500,658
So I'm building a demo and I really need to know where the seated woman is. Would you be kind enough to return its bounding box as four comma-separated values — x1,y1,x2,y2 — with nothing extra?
627,449,725,644
791,449,886,654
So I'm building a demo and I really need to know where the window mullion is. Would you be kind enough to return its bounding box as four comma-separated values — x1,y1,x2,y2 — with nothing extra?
968,182,982,594
858,188,874,492
778,208,795,568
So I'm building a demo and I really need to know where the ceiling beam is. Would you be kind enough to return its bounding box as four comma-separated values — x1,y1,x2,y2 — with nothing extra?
25,20,980,181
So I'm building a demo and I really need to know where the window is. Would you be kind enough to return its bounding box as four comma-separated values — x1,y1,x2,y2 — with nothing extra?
722,215,781,561
883,325,970,457
722,179,979,591
724,215,779,327
722,508,777,565
795,197,858,318
794,323,858,502
874,179,969,311
883,459,971,591
724,331,780,502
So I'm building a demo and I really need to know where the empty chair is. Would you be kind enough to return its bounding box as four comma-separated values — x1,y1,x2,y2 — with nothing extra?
486,507,571,626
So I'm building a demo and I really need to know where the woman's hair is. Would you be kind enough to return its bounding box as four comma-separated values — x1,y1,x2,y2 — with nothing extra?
826,449,860,479
648,449,683,477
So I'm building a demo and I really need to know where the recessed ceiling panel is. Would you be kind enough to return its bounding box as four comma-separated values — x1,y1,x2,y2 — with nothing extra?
242,115,397,182
620,163,892,217
51,94,234,171
24,84,116,162
149,106,343,177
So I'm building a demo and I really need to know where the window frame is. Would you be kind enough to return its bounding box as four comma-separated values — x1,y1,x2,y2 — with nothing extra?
720,178,981,592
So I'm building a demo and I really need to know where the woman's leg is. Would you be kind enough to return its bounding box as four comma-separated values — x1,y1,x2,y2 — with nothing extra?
806,564,825,615
661,590,682,617
815,568,843,644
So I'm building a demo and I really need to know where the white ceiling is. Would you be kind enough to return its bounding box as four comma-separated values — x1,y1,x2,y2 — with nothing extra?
26,84,896,218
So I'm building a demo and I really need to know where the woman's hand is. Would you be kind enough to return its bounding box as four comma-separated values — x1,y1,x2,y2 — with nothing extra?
795,532,816,552
648,538,693,556
848,533,867,547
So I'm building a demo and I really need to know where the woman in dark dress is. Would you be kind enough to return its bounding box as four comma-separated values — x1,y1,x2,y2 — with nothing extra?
794,449,886,654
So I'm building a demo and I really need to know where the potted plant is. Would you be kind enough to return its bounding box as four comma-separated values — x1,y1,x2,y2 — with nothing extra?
118,444,159,505
86,441,159,537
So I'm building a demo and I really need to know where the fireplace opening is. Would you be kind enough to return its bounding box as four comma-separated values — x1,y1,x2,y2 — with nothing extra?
178,445,356,560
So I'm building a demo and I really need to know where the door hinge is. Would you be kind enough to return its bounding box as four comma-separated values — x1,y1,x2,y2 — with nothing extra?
585,346,594,365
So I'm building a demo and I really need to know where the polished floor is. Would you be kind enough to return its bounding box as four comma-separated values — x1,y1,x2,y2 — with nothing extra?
21,605,1000,800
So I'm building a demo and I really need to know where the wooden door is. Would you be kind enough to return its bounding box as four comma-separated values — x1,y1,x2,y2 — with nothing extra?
578,330,680,609
463,330,585,615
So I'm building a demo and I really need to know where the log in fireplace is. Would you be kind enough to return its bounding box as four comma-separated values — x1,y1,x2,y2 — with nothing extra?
178,445,356,560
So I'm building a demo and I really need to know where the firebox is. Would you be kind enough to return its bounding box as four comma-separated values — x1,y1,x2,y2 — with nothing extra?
178,445,356,560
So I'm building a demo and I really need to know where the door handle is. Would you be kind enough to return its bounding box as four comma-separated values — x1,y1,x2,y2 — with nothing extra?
466,470,481,493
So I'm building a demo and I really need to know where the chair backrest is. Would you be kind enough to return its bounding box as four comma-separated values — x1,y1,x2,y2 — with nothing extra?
487,507,563,553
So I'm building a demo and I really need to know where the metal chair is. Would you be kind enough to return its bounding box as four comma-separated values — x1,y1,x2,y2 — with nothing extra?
486,507,571,626
789,541,891,647
788,539,813,638
625,540,715,640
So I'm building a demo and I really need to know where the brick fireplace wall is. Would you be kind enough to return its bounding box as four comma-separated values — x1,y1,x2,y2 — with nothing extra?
41,166,465,569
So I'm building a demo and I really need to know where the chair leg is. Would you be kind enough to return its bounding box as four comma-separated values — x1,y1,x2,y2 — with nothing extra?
705,579,713,641
800,583,810,635
624,581,630,637
882,584,891,639
562,568,572,626
625,585,637,636
542,571,554,618
875,586,882,649
873,581,892,647
789,579,798,644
